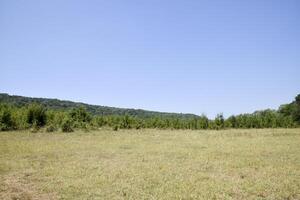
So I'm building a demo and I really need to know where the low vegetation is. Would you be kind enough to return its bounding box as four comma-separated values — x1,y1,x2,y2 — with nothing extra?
1,129,299,199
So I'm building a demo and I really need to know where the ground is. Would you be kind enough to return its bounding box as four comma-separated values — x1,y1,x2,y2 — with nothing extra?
0,129,300,200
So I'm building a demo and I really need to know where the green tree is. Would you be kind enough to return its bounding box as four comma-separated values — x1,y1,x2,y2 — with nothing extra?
227,115,237,128
293,94,300,124
198,115,209,129
214,113,225,129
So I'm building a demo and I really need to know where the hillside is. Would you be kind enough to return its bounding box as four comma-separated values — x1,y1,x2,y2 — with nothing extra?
0,93,198,119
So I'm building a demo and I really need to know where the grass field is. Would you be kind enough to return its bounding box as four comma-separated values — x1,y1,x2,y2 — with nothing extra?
1,129,300,200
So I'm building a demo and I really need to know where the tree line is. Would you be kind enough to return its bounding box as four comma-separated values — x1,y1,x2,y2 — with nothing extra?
0,94,299,132
0,93,197,119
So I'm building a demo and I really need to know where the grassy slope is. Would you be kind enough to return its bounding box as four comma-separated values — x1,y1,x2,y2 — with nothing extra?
1,129,300,199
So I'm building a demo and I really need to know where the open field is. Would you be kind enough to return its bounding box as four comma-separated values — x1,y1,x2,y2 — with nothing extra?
1,129,300,200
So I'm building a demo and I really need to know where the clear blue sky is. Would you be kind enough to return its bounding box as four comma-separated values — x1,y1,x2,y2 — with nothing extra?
1,0,299,118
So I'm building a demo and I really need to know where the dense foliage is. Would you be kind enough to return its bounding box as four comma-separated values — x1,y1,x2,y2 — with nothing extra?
0,93,197,119
0,94,299,132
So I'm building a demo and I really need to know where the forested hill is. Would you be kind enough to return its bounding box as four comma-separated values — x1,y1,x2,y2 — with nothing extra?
0,93,198,119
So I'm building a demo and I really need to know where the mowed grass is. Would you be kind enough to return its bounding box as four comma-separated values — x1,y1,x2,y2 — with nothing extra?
0,129,300,200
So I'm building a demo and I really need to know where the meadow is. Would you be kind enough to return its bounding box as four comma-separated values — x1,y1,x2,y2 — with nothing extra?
1,129,300,200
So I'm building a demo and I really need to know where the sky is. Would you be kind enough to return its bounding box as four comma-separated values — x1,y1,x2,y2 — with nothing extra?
1,0,299,118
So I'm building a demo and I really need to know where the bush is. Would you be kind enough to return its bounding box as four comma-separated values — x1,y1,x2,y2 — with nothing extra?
69,107,91,125
120,115,132,129
27,103,47,127
113,125,119,131
30,121,39,133
61,118,73,132
93,116,106,127
136,124,141,130
81,123,90,132
0,107,15,131
46,124,57,132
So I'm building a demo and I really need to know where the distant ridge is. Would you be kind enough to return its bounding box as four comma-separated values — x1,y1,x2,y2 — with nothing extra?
0,93,199,119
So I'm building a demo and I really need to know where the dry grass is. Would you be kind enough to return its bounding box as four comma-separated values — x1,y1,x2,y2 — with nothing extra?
1,129,300,199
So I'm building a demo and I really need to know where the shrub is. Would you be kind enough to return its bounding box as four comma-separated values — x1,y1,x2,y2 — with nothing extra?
113,125,119,131
69,107,91,125
46,124,57,132
81,123,90,132
135,120,144,130
0,107,15,131
61,118,73,132
136,124,141,130
93,116,106,127
120,115,132,129
30,121,39,133
27,103,47,127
